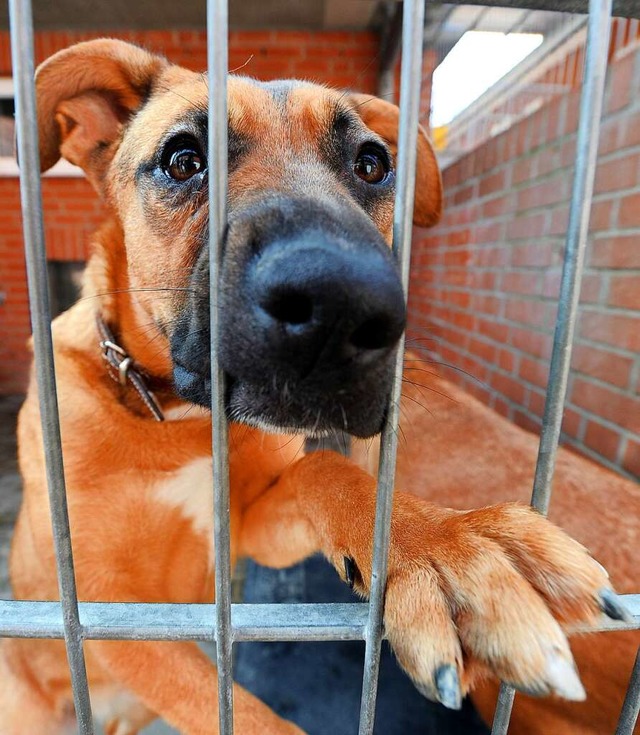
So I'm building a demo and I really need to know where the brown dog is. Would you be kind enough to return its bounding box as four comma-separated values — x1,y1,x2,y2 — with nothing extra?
0,39,628,735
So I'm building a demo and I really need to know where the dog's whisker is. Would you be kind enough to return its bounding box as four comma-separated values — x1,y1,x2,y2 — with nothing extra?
402,378,456,406
229,54,255,74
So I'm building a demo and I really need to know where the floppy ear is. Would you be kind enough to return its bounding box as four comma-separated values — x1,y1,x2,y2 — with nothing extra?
349,94,442,228
35,39,167,189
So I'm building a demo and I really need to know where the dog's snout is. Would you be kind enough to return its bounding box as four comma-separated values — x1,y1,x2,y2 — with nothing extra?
251,237,406,369
173,204,408,436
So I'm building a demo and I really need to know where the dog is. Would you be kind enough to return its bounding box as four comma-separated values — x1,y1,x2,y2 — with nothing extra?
0,39,628,734
354,367,639,734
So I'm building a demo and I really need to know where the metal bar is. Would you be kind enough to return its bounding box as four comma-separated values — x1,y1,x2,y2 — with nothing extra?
530,0,613,515
207,0,234,732
615,648,640,735
7,0,94,732
0,596,637,641
358,1,426,732
491,0,612,731
437,0,638,19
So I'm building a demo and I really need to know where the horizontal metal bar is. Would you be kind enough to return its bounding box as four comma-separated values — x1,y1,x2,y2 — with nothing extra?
0,596,637,642
439,0,639,19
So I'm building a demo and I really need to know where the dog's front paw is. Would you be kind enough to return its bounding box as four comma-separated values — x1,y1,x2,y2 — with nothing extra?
377,502,628,708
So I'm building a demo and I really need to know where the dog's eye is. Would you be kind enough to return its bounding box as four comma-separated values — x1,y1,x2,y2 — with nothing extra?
163,145,204,182
354,146,389,185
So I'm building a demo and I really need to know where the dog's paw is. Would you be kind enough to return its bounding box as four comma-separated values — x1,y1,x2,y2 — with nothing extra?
377,502,628,708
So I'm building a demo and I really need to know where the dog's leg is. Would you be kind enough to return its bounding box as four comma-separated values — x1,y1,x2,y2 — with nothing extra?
87,639,305,735
239,450,615,707
0,640,75,735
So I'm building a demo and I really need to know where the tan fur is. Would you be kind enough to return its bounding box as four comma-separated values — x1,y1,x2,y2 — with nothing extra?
1,40,625,734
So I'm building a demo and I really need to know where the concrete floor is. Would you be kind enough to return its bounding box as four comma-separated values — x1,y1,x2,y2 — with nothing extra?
0,396,488,735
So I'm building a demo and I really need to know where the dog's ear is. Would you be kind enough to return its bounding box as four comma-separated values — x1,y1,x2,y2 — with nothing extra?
349,94,442,228
36,39,167,187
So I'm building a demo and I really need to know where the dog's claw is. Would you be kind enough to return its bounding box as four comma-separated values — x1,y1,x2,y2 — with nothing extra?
344,556,356,589
434,664,462,710
544,649,586,701
599,588,632,622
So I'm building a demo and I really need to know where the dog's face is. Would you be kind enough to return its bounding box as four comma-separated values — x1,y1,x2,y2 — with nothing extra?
36,40,442,437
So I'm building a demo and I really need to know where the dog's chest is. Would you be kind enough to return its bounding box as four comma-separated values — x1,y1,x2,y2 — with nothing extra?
153,457,215,561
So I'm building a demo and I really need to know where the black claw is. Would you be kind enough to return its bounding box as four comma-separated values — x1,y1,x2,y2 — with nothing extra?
599,588,632,622
434,664,462,710
344,556,357,589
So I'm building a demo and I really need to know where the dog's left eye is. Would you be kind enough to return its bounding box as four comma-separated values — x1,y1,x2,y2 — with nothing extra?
354,146,390,185
163,144,205,182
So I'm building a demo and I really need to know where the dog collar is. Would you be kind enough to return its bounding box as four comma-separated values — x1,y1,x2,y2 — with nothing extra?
97,315,165,422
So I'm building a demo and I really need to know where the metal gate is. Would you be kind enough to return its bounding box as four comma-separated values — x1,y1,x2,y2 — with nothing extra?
0,0,639,733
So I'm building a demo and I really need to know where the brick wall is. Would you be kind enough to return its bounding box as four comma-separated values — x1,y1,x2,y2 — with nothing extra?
0,29,379,394
408,45,640,480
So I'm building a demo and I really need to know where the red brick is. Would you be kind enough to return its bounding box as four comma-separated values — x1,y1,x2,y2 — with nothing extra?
618,192,640,228
511,243,555,268
505,299,548,327
479,170,506,198
516,178,566,211
498,349,516,372
561,407,583,439
508,326,552,359
580,311,640,351
481,194,511,219
590,235,640,268
513,409,540,434
493,396,511,419
519,356,549,388
453,184,476,205
512,157,535,185
620,108,640,148
476,317,508,343
622,438,640,478
506,212,547,240
594,154,640,194
589,199,614,231
571,344,633,388
598,118,623,155
503,272,542,296
609,274,640,310
491,372,526,405
571,378,640,433
606,51,634,113
584,421,623,463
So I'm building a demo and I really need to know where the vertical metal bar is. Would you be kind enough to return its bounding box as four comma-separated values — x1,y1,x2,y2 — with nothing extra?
492,0,612,732
530,0,612,515
8,0,94,732
207,0,234,733
358,1,426,732
615,649,640,735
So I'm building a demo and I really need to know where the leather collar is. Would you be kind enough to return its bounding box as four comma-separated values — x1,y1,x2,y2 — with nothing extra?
97,315,165,422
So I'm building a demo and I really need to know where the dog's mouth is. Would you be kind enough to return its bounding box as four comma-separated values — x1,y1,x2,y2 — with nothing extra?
172,356,395,439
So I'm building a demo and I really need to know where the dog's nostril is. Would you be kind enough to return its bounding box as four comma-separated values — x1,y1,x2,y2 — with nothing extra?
264,289,313,325
350,316,397,351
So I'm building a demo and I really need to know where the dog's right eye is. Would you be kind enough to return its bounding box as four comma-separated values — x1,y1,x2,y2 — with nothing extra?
162,142,205,182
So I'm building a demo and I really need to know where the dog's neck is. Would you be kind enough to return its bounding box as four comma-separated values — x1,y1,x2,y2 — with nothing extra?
83,217,179,418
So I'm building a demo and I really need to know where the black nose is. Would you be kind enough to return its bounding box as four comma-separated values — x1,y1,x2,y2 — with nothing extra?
247,233,406,378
